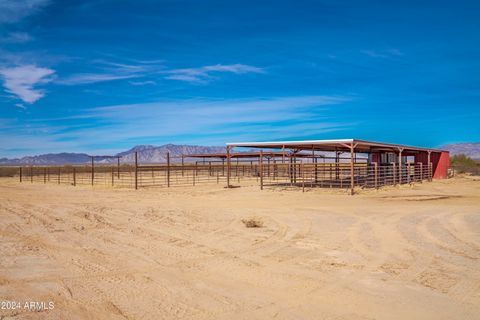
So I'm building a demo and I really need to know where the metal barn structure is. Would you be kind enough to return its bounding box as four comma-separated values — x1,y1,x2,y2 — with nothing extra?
225,139,450,194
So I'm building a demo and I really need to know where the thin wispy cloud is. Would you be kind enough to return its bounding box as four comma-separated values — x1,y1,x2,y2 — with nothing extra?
0,0,51,24
56,59,162,85
133,59,164,64
0,32,33,43
0,64,55,104
56,62,263,86
93,60,157,73
165,74,200,83
57,73,139,85
129,80,156,86
361,49,404,59
164,64,264,83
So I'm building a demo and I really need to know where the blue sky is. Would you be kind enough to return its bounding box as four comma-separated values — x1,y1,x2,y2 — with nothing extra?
0,0,479,157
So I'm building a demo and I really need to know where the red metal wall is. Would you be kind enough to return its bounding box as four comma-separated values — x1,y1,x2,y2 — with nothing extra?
433,151,449,179
414,152,428,164
370,153,380,163
371,151,449,179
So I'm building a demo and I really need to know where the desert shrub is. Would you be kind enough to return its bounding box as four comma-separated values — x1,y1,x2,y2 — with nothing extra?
451,154,480,175
241,218,264,228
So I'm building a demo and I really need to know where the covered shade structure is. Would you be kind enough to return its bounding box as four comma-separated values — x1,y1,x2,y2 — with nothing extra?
225,139,449,194
226,139,445,154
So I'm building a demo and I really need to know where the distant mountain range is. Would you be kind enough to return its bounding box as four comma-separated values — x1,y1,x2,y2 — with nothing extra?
0,144,227,165
441,142,480,159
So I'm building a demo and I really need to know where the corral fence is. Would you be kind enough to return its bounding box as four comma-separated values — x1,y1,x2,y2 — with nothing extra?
2,151,434,191
259,162,433,191
3,152,260,189
12,163,235,188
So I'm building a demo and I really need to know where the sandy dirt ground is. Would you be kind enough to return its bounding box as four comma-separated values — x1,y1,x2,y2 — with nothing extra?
0,176,479,320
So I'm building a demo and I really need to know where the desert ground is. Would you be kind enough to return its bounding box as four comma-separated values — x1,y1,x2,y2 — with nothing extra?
0,176,479,319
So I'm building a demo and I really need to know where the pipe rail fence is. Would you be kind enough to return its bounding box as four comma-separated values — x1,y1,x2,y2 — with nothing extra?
10,152,262,189
5,151,434,192
257,162,432,191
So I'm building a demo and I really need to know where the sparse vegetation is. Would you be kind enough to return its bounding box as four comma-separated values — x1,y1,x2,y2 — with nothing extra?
241,218,264,228
450,154,480,175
